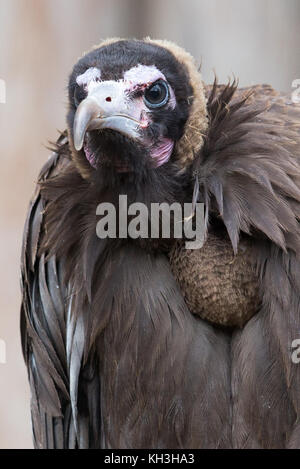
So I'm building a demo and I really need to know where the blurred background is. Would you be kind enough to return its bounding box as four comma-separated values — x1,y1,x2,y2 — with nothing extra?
0,0,299,449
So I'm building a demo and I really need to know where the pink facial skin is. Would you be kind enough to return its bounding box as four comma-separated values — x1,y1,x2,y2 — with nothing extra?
150,138,175,168
83,140,98,168
76,64,177,170
84,136,175,170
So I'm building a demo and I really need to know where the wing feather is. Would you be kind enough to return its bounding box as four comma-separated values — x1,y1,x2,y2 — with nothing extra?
20,135,100,448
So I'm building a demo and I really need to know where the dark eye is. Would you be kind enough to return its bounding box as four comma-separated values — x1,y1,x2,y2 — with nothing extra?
74,85,86,107
144,80,169,109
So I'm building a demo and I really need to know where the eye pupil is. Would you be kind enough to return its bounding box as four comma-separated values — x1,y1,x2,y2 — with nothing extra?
144,80,169,109
147,84,161,102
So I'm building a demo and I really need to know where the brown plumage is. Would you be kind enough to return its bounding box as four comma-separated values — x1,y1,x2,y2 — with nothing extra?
169,234,259,328
21,38,300,449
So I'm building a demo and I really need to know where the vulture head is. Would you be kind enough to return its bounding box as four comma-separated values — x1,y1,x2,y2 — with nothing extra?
67,38,208,180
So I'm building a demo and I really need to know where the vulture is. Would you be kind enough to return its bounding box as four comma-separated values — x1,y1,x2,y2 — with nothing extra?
21,38,300,449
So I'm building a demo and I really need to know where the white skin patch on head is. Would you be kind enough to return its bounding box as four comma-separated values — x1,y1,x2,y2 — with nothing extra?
76,67,101,89
123,64,165,88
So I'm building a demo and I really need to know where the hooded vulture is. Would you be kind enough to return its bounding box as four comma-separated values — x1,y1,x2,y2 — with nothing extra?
21,38,300,449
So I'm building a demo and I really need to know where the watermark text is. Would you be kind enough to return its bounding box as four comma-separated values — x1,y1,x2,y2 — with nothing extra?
96,196,205,249
0,339,6,364
0,79,6,104
291,79,300,104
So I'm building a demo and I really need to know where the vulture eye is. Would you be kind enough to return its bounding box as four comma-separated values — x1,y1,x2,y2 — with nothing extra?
144,80,169,109
74,85,87,107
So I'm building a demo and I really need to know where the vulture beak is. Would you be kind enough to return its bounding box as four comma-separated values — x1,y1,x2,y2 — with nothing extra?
73,81,143,151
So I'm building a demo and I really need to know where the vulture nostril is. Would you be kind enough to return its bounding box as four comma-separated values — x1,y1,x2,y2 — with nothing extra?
106,97,112,102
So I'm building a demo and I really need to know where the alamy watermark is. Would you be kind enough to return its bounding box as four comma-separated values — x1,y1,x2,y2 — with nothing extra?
291,79,300,104
96,196,205,249
0,339,6,364
0,78,6,104
292,339,300,364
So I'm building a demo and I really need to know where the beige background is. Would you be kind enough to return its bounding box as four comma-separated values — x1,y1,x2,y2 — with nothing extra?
0,0,299,449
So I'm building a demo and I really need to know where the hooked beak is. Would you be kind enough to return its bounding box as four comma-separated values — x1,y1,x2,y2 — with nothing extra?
73,83,143,151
